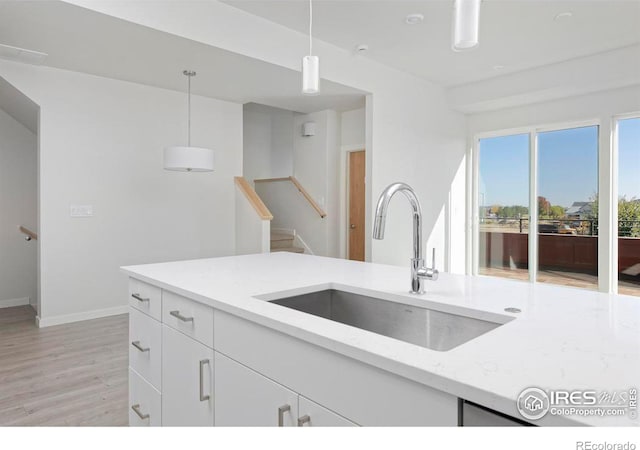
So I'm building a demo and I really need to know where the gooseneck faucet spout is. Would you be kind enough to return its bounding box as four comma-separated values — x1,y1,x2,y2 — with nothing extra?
373,183,438,294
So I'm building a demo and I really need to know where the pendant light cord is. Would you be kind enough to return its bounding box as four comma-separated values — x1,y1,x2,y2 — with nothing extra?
309,0,313,56
187,72,191,147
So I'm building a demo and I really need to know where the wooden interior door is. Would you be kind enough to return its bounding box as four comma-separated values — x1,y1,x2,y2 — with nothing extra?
348,151,365,261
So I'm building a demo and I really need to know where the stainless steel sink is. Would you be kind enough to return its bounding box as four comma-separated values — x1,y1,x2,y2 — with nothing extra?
268,289,508,351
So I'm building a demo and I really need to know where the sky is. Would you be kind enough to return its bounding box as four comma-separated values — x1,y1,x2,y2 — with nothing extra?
478,119,640,209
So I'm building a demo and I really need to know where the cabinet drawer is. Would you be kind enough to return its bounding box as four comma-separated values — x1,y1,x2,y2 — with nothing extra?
162,290,213,348
129,278,162,321
129,307,162,390
129,368,161,427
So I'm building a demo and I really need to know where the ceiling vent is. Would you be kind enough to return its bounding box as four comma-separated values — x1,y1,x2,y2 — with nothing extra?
0,43,48,65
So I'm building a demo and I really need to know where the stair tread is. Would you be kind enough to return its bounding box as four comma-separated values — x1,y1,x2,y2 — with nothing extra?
270,232,294,241
271,246,304,254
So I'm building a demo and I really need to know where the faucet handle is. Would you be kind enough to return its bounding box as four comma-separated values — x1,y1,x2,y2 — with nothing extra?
431,248,436,271
428,248,439,281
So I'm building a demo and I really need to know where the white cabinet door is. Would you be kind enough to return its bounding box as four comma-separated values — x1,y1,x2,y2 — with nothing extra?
215,352,299,426
162,325,214,426
298,396,358,427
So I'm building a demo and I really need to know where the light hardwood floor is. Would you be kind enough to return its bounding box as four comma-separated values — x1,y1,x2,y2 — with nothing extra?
0,306,128,426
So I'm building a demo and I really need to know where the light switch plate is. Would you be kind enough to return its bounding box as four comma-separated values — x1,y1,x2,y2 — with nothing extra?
70,204,94,217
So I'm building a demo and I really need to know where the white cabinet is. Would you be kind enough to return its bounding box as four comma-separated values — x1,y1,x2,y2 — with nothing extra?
162,290,214,348
129,278,162,320
214,352,356,427
161,325,214,426
214,352,299,426
129,307,162,391
129,368,161,427
127,277,461,427
298,396,357,427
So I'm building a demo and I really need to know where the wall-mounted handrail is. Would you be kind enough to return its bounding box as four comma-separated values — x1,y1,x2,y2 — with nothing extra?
234,176,273,220
254,176,327,219
19,226,37,241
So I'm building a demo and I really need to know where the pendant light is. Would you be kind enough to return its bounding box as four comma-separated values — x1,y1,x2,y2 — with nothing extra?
164,70,215,172
302,0,319,95
452,0,481,51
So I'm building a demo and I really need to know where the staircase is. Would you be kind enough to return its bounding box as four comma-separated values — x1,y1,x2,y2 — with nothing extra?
270,231,304,254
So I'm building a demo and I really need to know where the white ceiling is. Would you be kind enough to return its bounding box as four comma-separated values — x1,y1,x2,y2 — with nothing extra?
223,0,640,87
0,1,365,113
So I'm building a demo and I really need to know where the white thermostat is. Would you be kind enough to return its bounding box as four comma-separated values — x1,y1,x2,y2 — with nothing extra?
302,121,316,137
70,204,94,217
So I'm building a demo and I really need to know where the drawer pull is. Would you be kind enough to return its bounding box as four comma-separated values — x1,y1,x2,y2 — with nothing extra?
297,415,311,427
131,341,149,353
131,404,149,420
199,359,211,402
170,310,194,322
278,404,291,427
131,293,149,302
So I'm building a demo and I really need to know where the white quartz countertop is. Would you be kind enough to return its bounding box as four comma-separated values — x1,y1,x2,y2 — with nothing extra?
121,252,640,426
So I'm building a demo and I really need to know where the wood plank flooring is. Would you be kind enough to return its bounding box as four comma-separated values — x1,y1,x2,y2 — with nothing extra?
0,306,128,426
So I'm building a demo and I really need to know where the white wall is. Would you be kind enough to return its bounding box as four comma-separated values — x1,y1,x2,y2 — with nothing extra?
341,108,366,149
69,0,467,270
0,60,242,326
467,86,640,135
235,186,269,255
243,103,294,184
291,110,341,257
0,107,37,308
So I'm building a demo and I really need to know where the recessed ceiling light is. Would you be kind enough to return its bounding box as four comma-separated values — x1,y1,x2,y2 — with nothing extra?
405,13,424,25
554,11,573,21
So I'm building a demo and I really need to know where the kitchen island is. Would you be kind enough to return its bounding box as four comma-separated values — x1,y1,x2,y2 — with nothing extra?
122,252,639,427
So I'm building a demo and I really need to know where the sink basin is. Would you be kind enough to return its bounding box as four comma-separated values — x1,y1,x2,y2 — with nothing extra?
267,289,509,351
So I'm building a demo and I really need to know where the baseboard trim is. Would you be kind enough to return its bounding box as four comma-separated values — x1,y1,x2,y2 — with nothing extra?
0,297,30,308
36,305,129,328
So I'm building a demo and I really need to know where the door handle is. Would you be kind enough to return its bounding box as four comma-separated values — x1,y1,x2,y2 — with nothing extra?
350,224,356,230
278,404,291,427
297,415,311,426
131,341,149,353
131,293,149,302
199,359,211,402
131,404,149,420
170,310,194,322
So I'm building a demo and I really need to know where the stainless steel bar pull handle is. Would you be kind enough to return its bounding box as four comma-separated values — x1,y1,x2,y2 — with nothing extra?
199,359,211,402
170,310,194,322
131,293,149,302
278,404,291,427
131,341,149,353
131,404,149,420
297,415,311,427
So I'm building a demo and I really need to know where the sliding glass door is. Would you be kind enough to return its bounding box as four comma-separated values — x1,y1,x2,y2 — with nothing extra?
617,117,640,296
537,126,599,290
477,134,530,281
475,124,602,292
